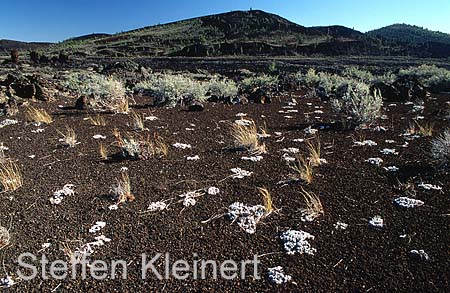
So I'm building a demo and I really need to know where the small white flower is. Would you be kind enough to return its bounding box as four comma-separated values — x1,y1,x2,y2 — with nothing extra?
366,158,383,166
369,216,384,228
334,221,348,230
394,197,424,208
241,156,263,162
120,167,128,172
173,143,192,149
418,183,442,191
268,266,292,284
234,119,253,126
380,148,398,155
207,187,220,195
108,204,119,210
384,166,399,172
230,168,252,179
147,201,167,211
145,116,158,121
186,155,200,161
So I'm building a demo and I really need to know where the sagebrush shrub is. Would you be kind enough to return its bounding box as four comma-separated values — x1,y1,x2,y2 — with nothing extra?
332,80,383,125
63,73,128,113
431,129,450,168
342,66,374,83
206,76,238,98
240,74,278,93
399,65,450,92
135,73,206,107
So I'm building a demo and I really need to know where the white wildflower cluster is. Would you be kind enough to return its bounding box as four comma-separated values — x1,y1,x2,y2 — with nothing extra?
89,221,106,233
147,201,167,212
380,148,398,155
227,202,266,234
410,249,430,261
0,119,18,129
384,166,399,172
354,140,377,146
394,197,424,208
369,216,384,228
334,221,348,230
267,266,292,284
50,184,75,205
281,147,300,154
72,236,111,264
186,155,200,161
234,119,253,126
230,168,253,179
172,143,192,149
280,230,316,255
179,191,203,207
418,183,442,191
0,276,15,288
241,155,263,162
365,158,383,166
207,187,220,195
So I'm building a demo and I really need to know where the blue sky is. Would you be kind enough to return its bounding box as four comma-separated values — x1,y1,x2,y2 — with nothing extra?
1,0,449,42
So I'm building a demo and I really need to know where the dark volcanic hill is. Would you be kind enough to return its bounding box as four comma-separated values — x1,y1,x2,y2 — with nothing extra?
367,24,450,45
7,10,450,58
0,39,52,53
48,10,377,57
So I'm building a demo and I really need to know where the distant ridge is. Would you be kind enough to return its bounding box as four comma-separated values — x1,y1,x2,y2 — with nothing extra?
4,10,450,58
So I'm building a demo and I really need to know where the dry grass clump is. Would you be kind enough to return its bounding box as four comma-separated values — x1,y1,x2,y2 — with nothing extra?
0,159,23,192
25,106,53,124
306,138,322,166
258,187,273,216
290,155,314,184
58,127,78,147
88,115,106,126
111,173,135,205
299,188,324,221
231,121,266,155
0,225,10,248
131,111,145,131
415,121,434,137
114,131,168,160
99,143,108,160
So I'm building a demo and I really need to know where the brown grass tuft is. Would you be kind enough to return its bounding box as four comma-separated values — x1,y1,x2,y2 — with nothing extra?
99,143,108,160
25,106,52,124
131,111,145,131
58,127,77,147
88,115,106,126
112,173,135,205
299,187,324,221
415,121,434,137
290,155,314,184
306,137,322,166
231,121,266,155
258,187,273,216
0,159,23,192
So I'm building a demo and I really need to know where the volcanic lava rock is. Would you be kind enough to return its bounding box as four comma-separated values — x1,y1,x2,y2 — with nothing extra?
58,52,70,63
187,100,204,112
10,50,19,63
371,81,400,102
392,77,426,101
75,96,88,110
30,51,39,63
249,88,271,104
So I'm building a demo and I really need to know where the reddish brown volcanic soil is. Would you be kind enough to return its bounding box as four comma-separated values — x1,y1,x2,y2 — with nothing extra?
0,89,449,291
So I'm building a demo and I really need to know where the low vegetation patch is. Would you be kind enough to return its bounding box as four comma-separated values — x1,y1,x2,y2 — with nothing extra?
63,73,129,113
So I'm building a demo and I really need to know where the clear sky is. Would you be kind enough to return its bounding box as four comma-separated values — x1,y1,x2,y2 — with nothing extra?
1,0,449,42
